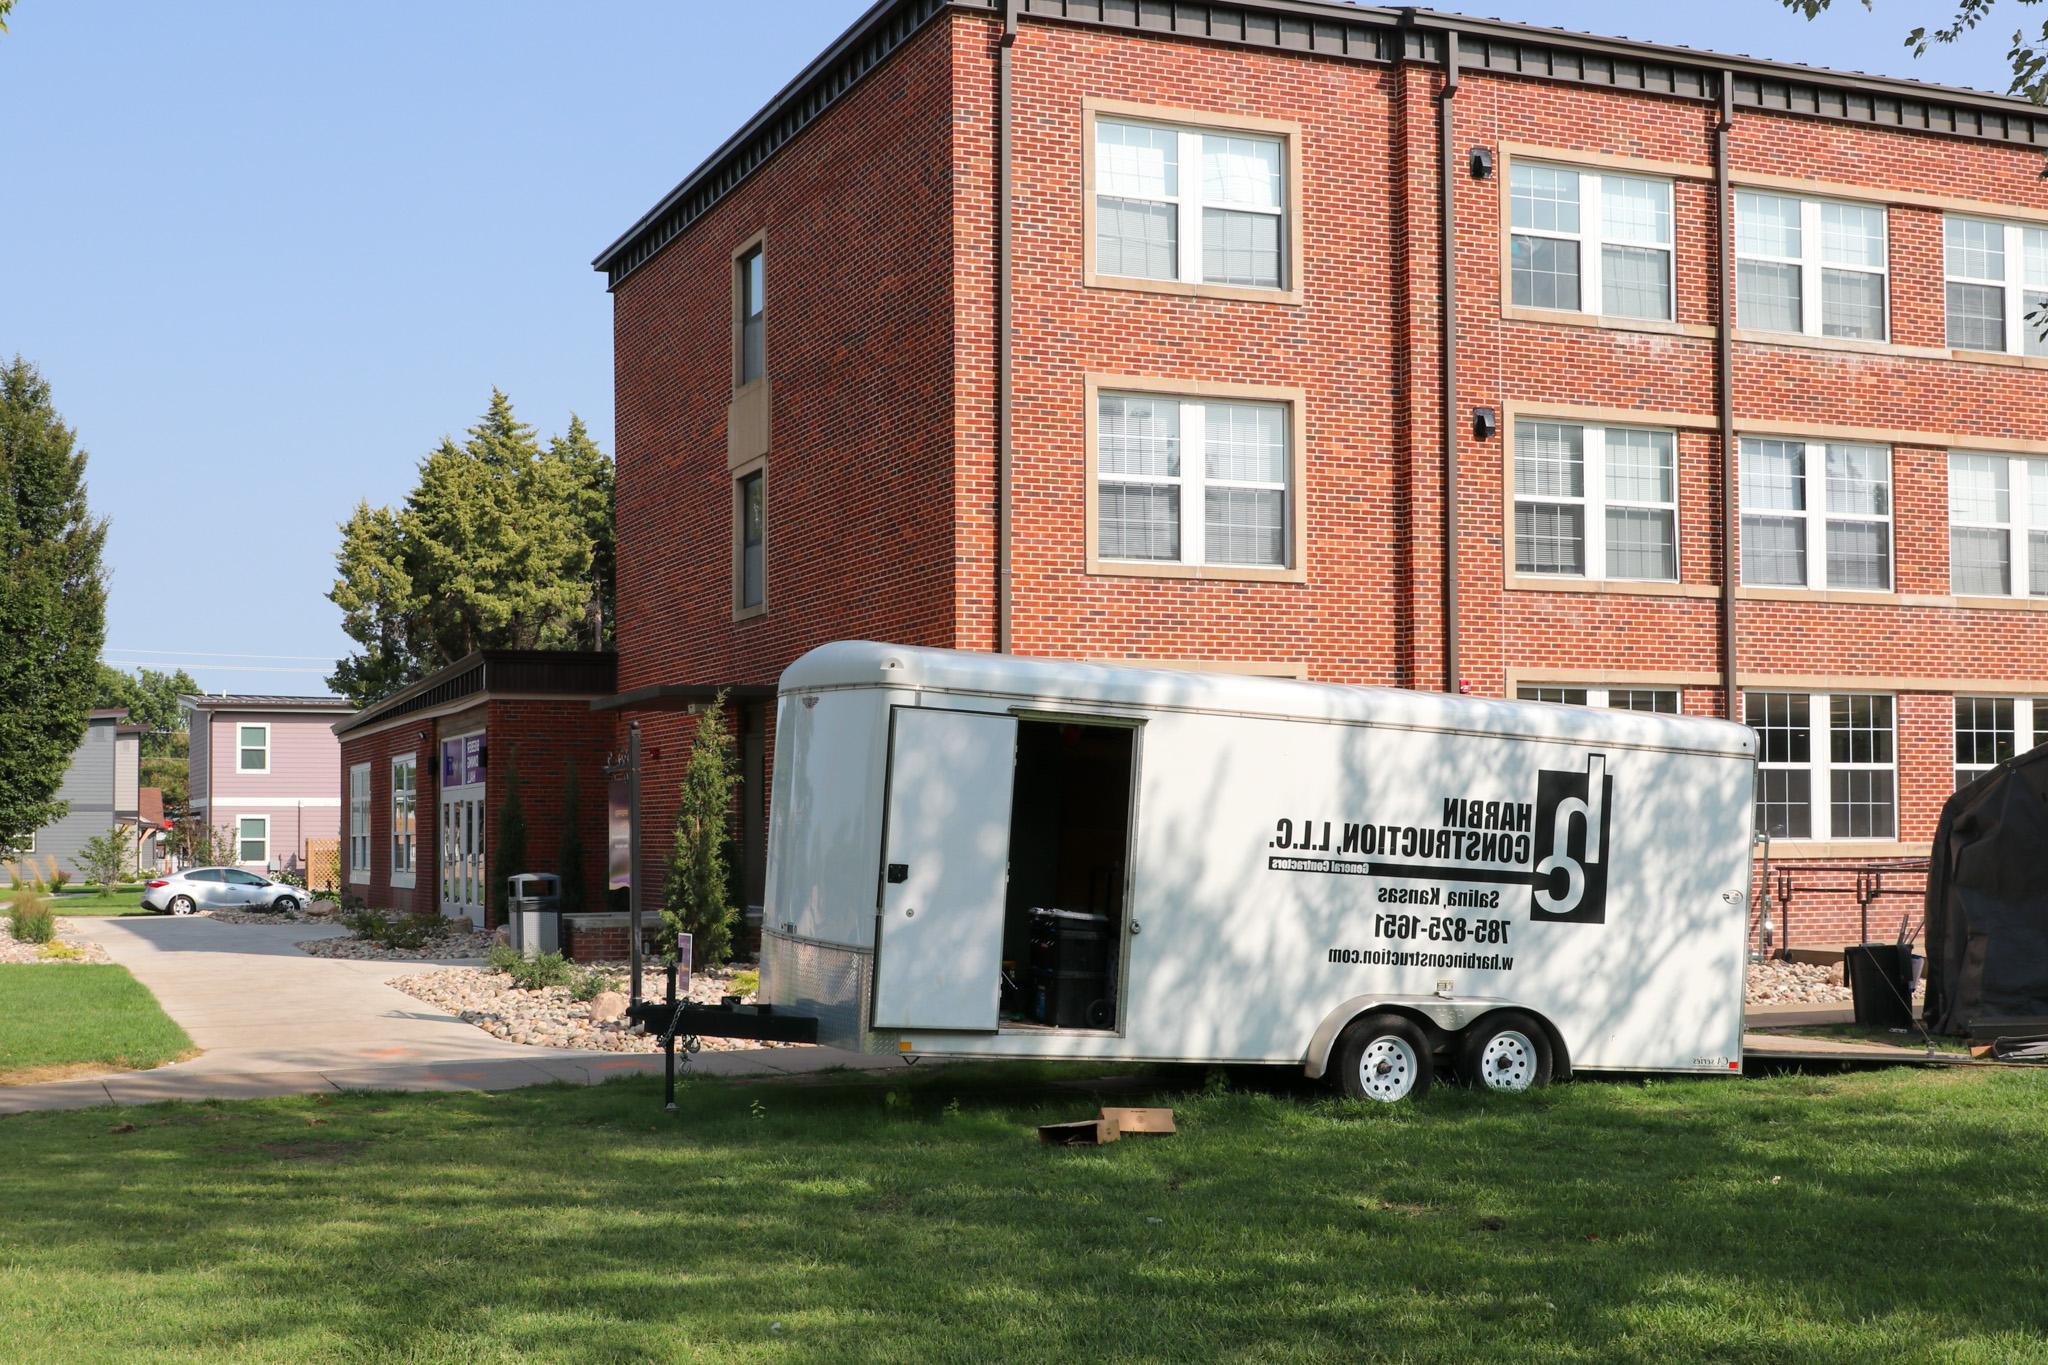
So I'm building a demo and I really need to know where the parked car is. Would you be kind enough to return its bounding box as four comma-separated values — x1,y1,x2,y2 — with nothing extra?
142,867,305,916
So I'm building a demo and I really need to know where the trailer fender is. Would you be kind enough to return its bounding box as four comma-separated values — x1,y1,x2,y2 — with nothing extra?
1303,996,1571,1081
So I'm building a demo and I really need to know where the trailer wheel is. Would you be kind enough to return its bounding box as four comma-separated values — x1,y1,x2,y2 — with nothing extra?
1334,1013,1434,1103
1458,1012,1554,1093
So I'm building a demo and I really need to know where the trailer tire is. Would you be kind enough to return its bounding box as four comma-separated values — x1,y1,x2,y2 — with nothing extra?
1334,1013,1434,1103
1458,1011,1554,1093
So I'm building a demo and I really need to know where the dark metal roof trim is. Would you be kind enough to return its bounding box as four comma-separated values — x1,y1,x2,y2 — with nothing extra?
592,0,957,290
596,0,2048,291
179,694,352,712
335,650,617,737
590,682,779,713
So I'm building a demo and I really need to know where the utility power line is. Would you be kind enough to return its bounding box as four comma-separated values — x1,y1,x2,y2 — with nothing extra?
104,660,332,676
108,647,337,662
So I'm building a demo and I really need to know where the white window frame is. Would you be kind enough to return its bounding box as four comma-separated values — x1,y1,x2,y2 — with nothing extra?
1734,191,1889,341
1512,420,1680,582
390,754,417,887
235,722,271,774
1944,215,2048,355
1948,451,2048,599
237,815,269,866
1094,391,1295,573
1746,691,1899,842
348,763,372,883
1092,115,1289,292
1517,685,1682,713
1953,695,2047,789
1509,162,1675,322
1739,437,1894,592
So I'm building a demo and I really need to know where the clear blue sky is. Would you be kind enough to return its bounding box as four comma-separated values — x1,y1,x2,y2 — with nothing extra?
0,1,2020,696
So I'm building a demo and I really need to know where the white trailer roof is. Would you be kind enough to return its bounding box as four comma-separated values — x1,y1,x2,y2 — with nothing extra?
780,642,1756,759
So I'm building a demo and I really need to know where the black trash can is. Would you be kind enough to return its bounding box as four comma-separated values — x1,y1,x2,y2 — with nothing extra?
1844,943,1913,1028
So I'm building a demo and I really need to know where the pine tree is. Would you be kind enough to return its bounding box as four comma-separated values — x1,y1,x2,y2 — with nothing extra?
326,391,616,706
556,759,587,915
0,357,108,855
661,698,739,965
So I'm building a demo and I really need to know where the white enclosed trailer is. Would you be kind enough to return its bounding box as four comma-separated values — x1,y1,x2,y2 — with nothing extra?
761,642,1757,1099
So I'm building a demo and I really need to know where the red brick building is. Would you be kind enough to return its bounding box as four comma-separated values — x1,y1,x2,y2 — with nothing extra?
333,651,615,938
595,0,2048,954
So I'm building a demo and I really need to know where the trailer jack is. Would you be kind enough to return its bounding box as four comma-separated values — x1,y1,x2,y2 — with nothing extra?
624,960,821,1113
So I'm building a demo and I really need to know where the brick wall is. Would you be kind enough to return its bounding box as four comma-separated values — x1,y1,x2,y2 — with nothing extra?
337,721,438,918
608,10,2044,957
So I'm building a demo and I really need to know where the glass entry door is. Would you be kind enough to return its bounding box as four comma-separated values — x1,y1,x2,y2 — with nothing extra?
440,786,486,925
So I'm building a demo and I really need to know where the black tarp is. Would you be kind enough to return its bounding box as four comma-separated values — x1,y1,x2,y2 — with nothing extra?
1922,745,2048,1035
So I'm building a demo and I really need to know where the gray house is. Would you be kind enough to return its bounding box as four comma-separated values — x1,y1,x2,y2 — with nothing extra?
3,708,152,884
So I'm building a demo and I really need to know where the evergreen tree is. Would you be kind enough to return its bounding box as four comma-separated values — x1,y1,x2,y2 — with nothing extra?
661,699,739,965
0,357,108,855
326,391,616,706
556,759,587,915
490,750,529,927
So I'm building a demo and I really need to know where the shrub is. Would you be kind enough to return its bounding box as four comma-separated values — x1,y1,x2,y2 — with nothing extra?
344,909,449,951
729,969,760,999
487,945,576,992
8,890,56,945
38,941,84,961
74,829,131,895
48,868,71,891
272,865,308,891
569,965,612,1002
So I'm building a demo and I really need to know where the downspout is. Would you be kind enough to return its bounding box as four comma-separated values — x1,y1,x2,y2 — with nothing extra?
995,0,1019,655
1439,29,1461,693
1715,73,1739,719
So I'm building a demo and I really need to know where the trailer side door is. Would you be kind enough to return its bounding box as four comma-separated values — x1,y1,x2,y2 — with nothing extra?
870,707,1017,1031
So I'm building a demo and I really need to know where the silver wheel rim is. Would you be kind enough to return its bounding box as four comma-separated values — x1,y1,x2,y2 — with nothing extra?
1357,1035,1420,1101
278,898,297,914
1478,1030,1537,1092
171,898,193,916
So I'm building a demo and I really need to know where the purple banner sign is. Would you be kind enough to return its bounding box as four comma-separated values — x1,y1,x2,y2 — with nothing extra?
441,733,486,787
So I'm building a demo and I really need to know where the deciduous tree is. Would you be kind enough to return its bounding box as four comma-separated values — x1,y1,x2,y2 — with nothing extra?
0,357,107,855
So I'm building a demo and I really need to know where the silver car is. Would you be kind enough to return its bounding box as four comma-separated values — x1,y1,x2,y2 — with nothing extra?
142,867,305,916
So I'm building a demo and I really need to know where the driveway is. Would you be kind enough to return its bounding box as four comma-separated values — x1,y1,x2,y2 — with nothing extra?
0,915,892,1115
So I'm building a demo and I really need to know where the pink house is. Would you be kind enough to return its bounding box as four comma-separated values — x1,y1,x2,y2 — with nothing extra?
181,694,353,872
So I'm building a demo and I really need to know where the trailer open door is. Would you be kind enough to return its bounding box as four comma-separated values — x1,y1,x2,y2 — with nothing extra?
871,708,1018,1030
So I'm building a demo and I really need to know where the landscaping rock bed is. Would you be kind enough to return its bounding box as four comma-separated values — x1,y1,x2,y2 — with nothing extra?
0,918,110,964
209,899,342,927
1745,956,1926,1007
301,925,498,961
387,964,797,1053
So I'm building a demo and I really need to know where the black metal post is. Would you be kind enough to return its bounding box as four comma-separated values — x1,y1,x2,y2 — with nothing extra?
663,957,678,1113
1775,867,1794,958
628,720,644,1005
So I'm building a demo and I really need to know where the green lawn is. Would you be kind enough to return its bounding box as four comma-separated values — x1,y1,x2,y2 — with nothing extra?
0,965,195,1083
37,892,154,916
0,1065,2043,1360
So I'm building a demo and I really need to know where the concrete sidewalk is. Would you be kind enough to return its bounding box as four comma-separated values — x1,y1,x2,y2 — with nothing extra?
1,915,894,1117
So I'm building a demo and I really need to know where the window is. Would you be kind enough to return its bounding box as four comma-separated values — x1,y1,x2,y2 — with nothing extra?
1945,215,2048,354
1518,686,1681,713
391,756,417,877
1096,392,1291,570
1735,192,1887,340
1094,116,1287,290
1745,692,1897,840
1510,163,1673,321
236,723,270,773
1740,438,1891,591
348,763,371,878
1955,696,2048,788
237,815,269,865
736,245,765,385
1948,452,2048,598
1512,421,1677,581
736,469,765,611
